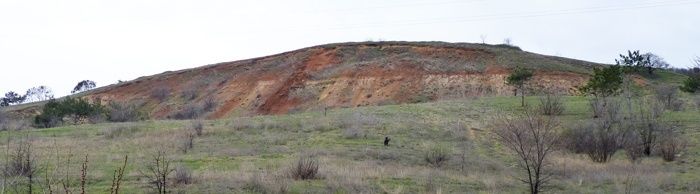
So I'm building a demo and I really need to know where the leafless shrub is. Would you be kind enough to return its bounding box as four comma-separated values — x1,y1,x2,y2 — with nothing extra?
2,137,38,193
657,127,687,162
590,97,619,118
150,86,171,102
102,124,140,139
173,165,192,185
80,155,88,194
110,155,128,194
494,109,560,194
107,101,144,122
178,133,195,153
171,104,202,120
181,86,198,101
423,143,451,168
141,150,174,194
538,94,565,115
190,120,204,136
630,99,665,157
289,155,319,180
654,84,682,111
0,118,30,131
201,97,217,112
565,112,628,163
623,132,644,163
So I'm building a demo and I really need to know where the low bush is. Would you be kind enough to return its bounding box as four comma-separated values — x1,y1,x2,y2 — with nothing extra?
290,155,319,180
424,143,451,168
191,120,204,136
173,165,193,185
178,132,195,153
107,101,145,122
538,94,565,115
657,128,687,162
171,104,203,120
150,86,171,102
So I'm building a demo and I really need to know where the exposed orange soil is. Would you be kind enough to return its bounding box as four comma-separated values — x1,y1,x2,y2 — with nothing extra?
76,42,598,119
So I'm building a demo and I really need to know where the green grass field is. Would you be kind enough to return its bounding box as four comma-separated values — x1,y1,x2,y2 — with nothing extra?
1,95,699,193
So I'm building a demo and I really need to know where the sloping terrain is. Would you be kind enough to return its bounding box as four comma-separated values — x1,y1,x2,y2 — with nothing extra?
35,42,606,119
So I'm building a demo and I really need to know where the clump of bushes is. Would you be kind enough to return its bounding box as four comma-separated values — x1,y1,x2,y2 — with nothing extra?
658,128,687,162
34,97,105,128
150,86,171,102
424,143,451,168
538,94,565,115
173,165,193,185
107,101,147,122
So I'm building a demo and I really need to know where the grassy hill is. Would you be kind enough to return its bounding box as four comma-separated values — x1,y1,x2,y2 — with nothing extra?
1,42,698,193
1,94,698,193
7,41,610,120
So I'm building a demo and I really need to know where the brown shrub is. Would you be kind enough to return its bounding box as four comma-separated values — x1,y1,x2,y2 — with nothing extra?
657,128,687,162
289,155,319,180
424,143,451,168
538,94,565,115
173,165,193,185
150,86,171,102
191,120,204,136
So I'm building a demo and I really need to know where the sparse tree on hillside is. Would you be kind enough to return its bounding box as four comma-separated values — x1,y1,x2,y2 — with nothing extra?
24,86,54,103
71,80,97,94
681,57,700,93
480,34,487,44
506,66,534,107
579,65,624,98
494,109,560,194
1,91,26,106
616,50,650,73
644,53,670,74
504,38,513,46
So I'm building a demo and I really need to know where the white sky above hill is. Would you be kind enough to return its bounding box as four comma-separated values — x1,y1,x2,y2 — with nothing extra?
1,0,699,97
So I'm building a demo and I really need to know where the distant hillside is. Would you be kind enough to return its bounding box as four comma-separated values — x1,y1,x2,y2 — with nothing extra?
11,41,611,119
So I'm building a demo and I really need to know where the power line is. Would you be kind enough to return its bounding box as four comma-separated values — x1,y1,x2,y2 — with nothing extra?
274,0,700,32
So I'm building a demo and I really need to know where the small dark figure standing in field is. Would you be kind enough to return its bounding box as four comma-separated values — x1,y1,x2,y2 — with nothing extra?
384,136,390,146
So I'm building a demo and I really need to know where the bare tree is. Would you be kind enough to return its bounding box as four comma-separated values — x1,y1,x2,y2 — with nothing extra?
503,38,513,46
480,34,487,44
24,86,54,103
141,150,173,194
494,109,560,194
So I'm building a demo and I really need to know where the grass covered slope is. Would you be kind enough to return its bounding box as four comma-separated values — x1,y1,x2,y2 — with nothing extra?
1,95,698,193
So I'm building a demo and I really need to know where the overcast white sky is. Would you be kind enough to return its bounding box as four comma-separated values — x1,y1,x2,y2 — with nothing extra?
1,0,699,97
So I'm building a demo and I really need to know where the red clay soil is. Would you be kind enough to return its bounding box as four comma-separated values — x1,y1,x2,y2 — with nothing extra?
67,42,601,119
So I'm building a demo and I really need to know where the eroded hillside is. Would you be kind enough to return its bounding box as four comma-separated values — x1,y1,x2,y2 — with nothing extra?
81,42,602,119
